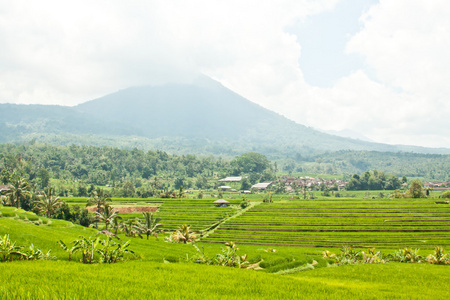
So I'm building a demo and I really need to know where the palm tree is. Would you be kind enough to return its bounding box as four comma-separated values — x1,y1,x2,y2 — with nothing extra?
135,212,163,240
94,205,121,230
86,188,111,213
34,187,64,218
3,176,31,209
120,218,142,238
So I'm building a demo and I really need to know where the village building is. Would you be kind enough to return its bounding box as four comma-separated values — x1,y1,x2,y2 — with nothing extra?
218,185,232,191
251,182,272,190
218,176,243,189
218,176,242,182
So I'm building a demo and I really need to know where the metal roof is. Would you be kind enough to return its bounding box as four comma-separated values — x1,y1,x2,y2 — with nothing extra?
218,176,242,182
214,199,230,204
251,182,272,189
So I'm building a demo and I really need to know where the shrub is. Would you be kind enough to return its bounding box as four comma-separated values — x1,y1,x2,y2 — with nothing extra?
426,247,449,265
59,235,135,264
392,248,422,263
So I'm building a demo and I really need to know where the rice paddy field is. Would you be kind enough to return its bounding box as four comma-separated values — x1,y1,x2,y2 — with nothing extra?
64,197,242,231
1,196,450,299
206,198,450,249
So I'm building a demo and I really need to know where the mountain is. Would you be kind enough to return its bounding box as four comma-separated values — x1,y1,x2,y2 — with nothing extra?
319,129,375,143
1,76,450,156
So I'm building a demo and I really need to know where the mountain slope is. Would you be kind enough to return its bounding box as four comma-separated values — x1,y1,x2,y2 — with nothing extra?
1,77,449,155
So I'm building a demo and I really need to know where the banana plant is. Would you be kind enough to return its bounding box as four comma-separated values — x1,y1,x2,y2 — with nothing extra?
0,234,27,262
58,240,81,261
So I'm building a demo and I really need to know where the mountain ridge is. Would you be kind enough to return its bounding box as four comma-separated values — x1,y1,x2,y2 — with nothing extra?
1,77,449,156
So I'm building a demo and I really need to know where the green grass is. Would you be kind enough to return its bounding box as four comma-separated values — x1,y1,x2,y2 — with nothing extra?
1,259,449,299
290,263,450,299
1,201,449,299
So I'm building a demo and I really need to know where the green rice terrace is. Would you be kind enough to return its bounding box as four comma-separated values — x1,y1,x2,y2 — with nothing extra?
64,197,242,231
63,197,450,249
205,198,450,249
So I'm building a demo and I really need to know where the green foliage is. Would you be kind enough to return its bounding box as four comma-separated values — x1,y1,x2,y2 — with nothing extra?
440,191,450,198
2,176,31,209
345,170,401,190
240,178,251,190
0,234,26,262
190,242,252,269
240,197,250,209
86,188,111,213
134,212,163,240
59,235,135,264
165,224,198,244
232,152,271,174
406,180,426,198
426,246,449,265
0,234,54,262
323,246,386,266
34,187,64,218
94,205,121,230
392,248,422,263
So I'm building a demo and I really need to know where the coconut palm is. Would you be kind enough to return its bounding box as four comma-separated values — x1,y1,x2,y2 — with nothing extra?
86,188,111,213
135,212,163,240
34,187,64,218
94,205,121,230
120,218,142,238
3,176,31,209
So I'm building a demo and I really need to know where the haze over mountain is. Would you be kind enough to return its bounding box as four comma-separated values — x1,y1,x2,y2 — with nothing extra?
1,76,449,156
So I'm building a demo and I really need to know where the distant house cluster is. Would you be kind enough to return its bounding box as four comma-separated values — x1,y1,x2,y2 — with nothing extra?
424,181,450,191
217,175,347,193
280,176,346,190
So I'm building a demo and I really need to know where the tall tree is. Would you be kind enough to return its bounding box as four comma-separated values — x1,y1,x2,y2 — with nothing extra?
86,188,111,213
135,212,163,240
3,176,31,209
35,187,64,218
94,205,121,230
408,180,425,198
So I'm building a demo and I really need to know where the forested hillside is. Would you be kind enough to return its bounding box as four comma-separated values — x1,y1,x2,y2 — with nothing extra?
1,77,450,157
2,143,450,195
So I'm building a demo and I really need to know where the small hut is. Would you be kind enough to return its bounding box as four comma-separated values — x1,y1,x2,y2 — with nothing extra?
213,199,230,207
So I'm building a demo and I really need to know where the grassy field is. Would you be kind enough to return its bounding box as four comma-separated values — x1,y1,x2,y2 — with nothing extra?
1,197,449,299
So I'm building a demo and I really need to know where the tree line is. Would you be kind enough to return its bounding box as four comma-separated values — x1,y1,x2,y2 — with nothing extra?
0,143,275,198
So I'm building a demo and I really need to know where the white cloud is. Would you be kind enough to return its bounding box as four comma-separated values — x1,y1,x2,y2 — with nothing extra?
239,0,450,148
0,0,338,105
0,0,450,148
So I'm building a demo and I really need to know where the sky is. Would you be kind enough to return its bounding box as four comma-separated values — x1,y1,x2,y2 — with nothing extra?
1,0,450,148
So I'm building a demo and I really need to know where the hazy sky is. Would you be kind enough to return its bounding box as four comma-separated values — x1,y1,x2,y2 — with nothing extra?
1,0,450,148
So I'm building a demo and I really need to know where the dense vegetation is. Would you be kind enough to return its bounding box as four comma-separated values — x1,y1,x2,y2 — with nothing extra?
345,170,404,190
0,143,278,197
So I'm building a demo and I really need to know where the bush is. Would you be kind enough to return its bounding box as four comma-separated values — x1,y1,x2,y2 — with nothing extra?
440,191,450,198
